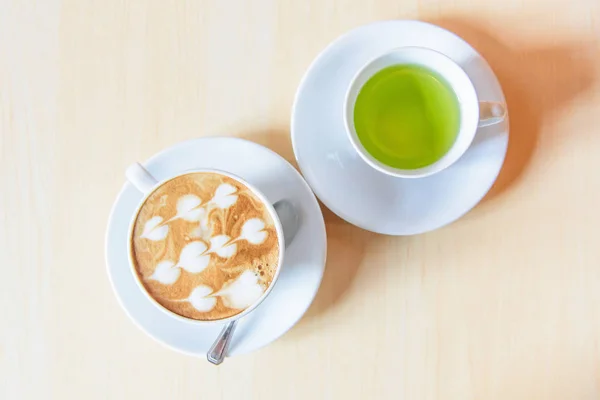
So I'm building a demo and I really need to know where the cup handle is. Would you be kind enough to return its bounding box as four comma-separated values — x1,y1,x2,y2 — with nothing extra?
126,162,158,195
478,101,506,128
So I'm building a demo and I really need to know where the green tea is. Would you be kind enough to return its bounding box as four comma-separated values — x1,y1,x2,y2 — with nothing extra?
353,64,460,170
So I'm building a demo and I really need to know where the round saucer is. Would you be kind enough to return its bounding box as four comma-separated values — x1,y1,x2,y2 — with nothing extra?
292,21,509,235
105,137,327,357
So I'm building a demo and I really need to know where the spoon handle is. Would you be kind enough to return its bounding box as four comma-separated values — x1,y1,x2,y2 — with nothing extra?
207,320,238,365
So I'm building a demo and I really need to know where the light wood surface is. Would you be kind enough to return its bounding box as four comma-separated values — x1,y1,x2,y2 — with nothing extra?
2,1,600,399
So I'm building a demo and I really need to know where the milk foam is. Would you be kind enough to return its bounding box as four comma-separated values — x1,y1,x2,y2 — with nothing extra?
175,270,264,312
187,285,217,312
150,260,179,284
132,173,280,321
173,194,205,222
141,183,239,242
147,211,269,285
208,183,238,208
216,270,265,309
239,218,268,244
141,216,169,240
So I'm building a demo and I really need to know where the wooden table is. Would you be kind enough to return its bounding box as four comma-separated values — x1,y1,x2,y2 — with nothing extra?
2,1,599,399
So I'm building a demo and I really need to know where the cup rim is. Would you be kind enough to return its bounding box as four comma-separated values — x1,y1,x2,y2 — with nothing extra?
127,167,286,326
343,46,480,179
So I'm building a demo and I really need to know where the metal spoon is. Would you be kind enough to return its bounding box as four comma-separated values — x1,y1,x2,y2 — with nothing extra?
207,200,300,365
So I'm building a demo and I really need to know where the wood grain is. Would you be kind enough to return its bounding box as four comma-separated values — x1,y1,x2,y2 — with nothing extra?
1,0,599,399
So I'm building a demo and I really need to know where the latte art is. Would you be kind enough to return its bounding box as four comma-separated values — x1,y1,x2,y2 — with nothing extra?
130,172,280,321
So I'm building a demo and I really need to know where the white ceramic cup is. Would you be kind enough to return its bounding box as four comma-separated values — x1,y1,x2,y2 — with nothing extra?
344,46,506,178
125,162,287,326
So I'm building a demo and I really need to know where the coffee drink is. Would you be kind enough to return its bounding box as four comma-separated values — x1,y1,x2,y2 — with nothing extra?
130,172,281,321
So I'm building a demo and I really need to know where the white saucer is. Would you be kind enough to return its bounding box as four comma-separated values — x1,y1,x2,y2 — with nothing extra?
292,21,509,235
105,138,327,357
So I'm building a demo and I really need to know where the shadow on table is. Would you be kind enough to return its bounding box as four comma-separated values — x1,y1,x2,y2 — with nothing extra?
307,206,375,311
281,206,377,341
427,17,596,202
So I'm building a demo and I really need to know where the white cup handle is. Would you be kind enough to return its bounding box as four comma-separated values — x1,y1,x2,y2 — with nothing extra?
478,101,506,128
126,162,158,194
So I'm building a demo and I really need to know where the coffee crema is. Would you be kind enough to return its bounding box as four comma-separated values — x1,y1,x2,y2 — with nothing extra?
130,172,280,321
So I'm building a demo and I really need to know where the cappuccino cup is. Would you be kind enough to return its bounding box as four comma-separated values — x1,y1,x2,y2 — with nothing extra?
125,162,291,325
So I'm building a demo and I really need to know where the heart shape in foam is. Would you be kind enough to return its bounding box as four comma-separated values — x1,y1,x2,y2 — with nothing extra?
216,270,265,309
174,194,206,222
208,235,237,258
239,218,268,244
187,285,217,311
176,241,211,273
150,260,180,284
209,183,238,209
174,270,265,313
142,216,169,241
